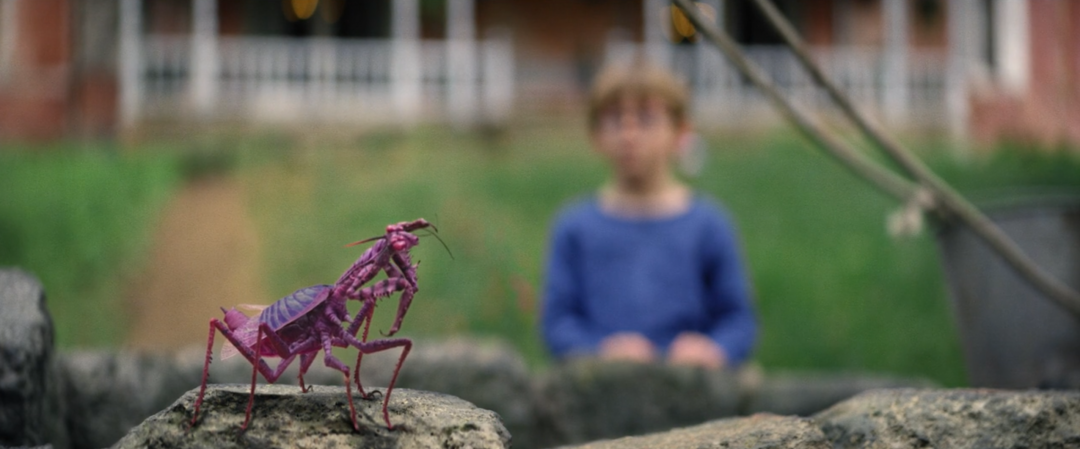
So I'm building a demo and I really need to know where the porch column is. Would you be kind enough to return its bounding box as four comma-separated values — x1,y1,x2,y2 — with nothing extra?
392,0,421,125
694,1,722,66
643,0,670,65
947,0,974,142
882,0,909,125
119,0,142,127
993,0,1029,94
481,30,513,124
0,0,17,80
694,0,723,115
447,0,477,127
191,0,218,116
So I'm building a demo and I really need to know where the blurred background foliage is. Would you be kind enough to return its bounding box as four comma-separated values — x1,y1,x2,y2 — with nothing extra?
0,142,182,346
3,124,1080,387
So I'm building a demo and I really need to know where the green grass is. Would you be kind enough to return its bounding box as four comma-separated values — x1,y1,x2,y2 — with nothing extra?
230,127,1079,387
0,142,182,347
4,128,1078,388
235,127,600,369
701,133,956,382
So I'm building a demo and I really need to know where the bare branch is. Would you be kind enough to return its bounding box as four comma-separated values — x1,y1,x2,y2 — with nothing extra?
673,0,1080,317
668,0,916,202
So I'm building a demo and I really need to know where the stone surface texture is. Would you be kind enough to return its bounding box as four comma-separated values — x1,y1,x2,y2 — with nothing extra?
173,336,537,444
11,267,1080,449
59,351,200,449
559,388,1080,449
745,372,939,416
381,338,538,445
532,360,741,447
814,388,1080,449
111,384,511,449
103,343,948,449
560,414,830,449
0,268,67,449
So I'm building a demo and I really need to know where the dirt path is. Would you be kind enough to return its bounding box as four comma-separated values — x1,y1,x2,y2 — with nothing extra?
124,176,266,351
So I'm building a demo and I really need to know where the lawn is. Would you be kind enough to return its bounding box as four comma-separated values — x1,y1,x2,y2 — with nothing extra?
3,126,1078,387
233,126,1080,387
0,142,182,346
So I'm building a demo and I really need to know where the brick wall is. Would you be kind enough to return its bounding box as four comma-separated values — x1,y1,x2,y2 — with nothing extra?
970,1,1080,147
0,0,71,141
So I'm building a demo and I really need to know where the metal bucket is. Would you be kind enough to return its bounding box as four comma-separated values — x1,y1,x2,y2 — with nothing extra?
936,197,1080,389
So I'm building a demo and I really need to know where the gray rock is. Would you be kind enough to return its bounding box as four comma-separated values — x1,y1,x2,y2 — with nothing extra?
175,337,538,446
559,413,830,449
112,384,511,449
63,338,525,448
533,360,741,447
814,388,1080,448
562,388,1080,449
745,372,938,416
377,338,537,448
0,269,68,449
58,351,201,449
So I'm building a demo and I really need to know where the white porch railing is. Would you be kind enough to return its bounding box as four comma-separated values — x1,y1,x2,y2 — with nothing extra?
607,43,950,129
137,36,514,125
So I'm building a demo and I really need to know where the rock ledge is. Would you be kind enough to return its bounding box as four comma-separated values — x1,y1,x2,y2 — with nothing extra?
112,384,511,449
560,388,1080,449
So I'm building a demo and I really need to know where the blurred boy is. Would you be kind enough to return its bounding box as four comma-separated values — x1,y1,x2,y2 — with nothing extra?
540,59,756,370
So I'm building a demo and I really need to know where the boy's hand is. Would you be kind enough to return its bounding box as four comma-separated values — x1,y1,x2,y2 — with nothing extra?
599,332,658,363
667,332,727,370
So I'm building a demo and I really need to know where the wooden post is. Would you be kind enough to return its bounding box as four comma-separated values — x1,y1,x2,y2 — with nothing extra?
643,0,670,65
392,0,421,125
882,0,909,125
993,0,1029,94
0,0,17,81
694,0,723,119
191,0,218,116
119,0,142,128
482,35,513,125
309,37,336,108
447,0,477,127
947,0,973,143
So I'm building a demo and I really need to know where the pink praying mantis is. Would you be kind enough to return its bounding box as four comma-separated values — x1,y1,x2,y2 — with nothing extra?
188,219,438,432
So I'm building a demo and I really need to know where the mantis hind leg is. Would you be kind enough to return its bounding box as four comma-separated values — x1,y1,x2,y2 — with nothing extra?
242,324,301,431
191,319,278,429
242,326,266,431
190,319,219,429
189,319,298,431
344,333,412,430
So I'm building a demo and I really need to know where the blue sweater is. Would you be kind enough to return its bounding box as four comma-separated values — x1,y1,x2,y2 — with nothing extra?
541,195,757,365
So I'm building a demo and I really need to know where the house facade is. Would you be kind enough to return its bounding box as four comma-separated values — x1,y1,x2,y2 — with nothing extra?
0,0,1077,146
120,0,513,128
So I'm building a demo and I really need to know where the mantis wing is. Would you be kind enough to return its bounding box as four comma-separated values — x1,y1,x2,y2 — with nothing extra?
221,320,259,360
237,304,269,313
220,307,261,360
